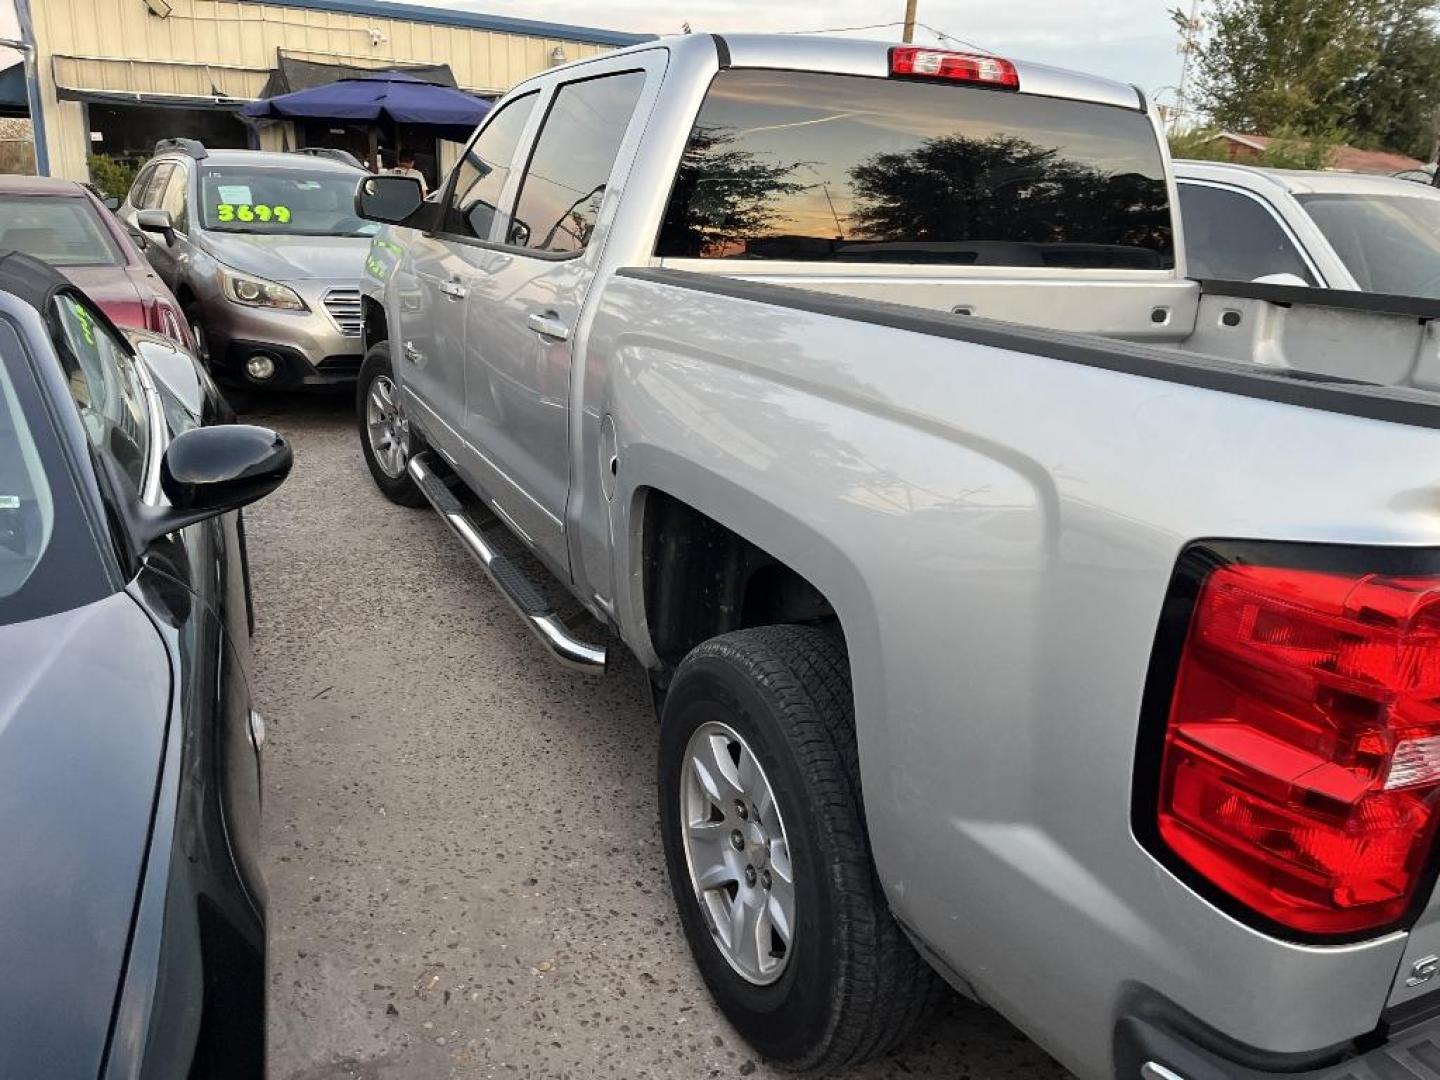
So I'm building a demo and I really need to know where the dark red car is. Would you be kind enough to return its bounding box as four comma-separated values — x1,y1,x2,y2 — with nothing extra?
0,176,191,348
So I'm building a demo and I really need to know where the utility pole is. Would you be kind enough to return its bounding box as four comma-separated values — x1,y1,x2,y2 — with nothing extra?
902,0,918,43
6,0,48,175
1172,0,1203,131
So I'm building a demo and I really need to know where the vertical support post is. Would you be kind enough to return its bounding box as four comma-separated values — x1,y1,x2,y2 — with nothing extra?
13,0,49,175
902,0,919,44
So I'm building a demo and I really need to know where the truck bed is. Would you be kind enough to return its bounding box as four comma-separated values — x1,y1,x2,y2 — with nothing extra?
584,264,1440,1080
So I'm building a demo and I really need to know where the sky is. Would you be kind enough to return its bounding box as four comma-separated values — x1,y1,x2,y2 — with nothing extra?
0,0,17,69
457,0,1185,102
0,0,1183,106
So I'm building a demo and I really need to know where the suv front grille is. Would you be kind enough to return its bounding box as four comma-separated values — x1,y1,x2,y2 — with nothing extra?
323,288,362,337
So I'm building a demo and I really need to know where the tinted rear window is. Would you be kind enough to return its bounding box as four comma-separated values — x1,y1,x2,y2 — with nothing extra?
656,69,1174,269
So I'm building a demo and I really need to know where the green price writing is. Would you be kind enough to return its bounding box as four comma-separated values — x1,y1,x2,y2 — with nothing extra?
215,203,292,224
68,298,96,345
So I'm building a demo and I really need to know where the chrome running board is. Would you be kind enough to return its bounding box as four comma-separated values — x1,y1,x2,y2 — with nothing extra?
408,452,606,673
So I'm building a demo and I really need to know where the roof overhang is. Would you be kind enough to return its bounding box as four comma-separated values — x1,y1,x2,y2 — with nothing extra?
257,0,653,47
52,54,264,107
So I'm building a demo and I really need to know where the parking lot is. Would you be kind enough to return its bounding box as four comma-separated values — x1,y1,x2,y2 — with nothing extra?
247,397,1073,1080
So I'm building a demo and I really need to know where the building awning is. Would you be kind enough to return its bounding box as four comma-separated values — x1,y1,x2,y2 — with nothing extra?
52,54,264,107
52,52,479,112
0,62,26,118
260,52,458,98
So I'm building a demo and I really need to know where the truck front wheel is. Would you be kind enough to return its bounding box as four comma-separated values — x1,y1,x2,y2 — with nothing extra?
657,625,942,1070
357,342,426,507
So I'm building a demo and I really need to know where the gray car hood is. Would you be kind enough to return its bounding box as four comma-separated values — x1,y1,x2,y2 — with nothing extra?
200,230,372,281
0,593,170,1080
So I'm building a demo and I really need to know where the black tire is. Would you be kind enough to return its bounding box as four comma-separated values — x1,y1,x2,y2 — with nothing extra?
658,624,944,1070
356,341,426,507
182,300,210,367
186,300,254,413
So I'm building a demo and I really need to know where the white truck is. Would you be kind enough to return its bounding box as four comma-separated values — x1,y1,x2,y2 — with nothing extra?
353,33,1440,1080
1176,159,1440,296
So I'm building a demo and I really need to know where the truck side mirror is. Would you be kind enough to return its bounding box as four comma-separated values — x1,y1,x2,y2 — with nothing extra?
356,175,424,225
136,208,175,246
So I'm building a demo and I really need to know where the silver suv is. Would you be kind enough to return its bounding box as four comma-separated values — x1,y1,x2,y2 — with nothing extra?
118,139,376,394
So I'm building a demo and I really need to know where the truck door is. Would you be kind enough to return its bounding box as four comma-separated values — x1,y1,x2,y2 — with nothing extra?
458,61,654,575
395,91,541,470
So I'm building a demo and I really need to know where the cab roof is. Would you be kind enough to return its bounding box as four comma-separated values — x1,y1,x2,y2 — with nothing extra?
545,32,1146,113
1175,159,1440,199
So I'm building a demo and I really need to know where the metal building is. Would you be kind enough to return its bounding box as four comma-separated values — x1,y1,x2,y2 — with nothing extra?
26,0,649,181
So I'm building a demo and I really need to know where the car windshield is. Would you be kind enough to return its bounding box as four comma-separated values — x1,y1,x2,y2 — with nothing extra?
199,165,378,237
0,195,121,267
1297,191,1440,297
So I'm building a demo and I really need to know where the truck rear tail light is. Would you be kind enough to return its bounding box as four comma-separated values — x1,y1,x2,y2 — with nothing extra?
1148,554,1440,938
888,47,1019,90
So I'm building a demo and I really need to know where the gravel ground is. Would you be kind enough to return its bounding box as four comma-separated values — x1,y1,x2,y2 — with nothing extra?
247,397,1074,1080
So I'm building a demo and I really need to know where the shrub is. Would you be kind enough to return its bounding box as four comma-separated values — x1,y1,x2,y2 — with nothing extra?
87,153,139,199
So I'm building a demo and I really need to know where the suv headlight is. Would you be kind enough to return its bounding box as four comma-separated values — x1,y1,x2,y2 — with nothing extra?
220,270,307,311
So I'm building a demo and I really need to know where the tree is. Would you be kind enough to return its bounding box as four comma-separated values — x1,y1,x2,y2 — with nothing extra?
1349,3,1440,158
1180,0,1440,159
656,127,809,257
847,134,1171,258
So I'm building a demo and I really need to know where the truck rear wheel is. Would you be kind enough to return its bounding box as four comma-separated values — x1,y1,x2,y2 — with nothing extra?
657,625,942,1070
357,342,426,507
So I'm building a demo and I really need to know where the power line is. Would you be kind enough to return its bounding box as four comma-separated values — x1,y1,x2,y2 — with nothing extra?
781,19,994,55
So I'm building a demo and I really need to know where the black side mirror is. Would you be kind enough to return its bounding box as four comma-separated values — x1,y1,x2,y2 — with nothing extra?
103,196,121,211
356,175,424,225
131,425,292,547
507,218,531,247
136,208,176,246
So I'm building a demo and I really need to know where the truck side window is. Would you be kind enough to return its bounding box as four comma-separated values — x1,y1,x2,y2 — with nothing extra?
1176,183,1316,284
444,91,539,242
507,71,646,255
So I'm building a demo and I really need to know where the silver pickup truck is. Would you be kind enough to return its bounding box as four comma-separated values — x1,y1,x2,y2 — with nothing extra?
352,33,1440,1080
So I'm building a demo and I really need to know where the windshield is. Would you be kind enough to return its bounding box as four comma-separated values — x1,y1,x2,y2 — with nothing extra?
657,69,1174,268
199,165,378,237
0,196,121,267
1297,192,1440,297
0,318,110,625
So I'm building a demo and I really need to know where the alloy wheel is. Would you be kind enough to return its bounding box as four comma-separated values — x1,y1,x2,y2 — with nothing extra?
680,720,796,985
366,374,411,478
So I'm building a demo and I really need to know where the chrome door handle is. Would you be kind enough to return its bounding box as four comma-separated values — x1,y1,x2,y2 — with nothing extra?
439,280,467,300
403,341,423,363
526,312,570,341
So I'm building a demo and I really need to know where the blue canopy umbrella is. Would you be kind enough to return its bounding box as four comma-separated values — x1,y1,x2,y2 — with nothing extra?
241,72,491,143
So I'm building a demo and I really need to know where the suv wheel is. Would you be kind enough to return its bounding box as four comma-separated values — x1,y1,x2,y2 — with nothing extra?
182,301,208,363
357,342,426,506
658,625,943,1070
